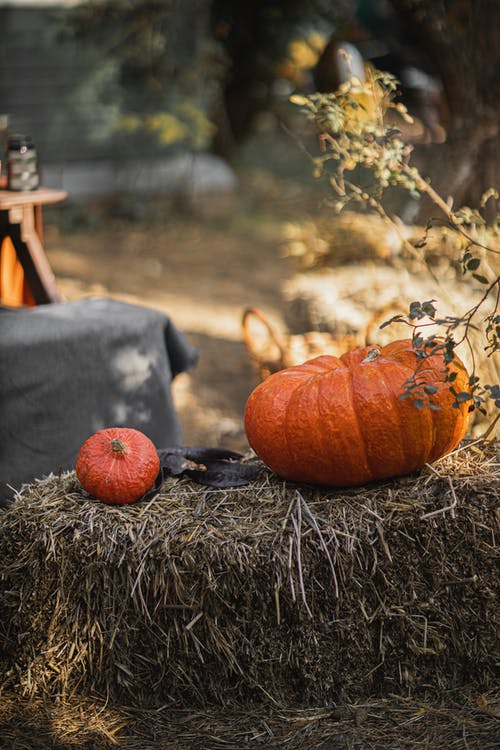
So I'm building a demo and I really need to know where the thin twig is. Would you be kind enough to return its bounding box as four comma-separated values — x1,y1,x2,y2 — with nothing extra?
420,476,458,520
290,495,313,618
299,492,339,598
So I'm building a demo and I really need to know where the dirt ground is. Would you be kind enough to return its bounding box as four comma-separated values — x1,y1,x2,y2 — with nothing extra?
43,163,323,454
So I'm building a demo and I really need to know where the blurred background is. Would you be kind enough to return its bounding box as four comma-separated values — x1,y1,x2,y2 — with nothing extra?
1,0,498,447
1,0,498,207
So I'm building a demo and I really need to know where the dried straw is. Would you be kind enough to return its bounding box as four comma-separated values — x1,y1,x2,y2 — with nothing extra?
0,442,498,722
0,689,499,749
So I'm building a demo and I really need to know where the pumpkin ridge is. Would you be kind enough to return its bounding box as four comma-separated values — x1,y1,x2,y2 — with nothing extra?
348,366,373,478
282,374,311,475
281,367,341,479
377,361,425,473
427,399,447,463
120,457,141,492
320,367,370,483
310,374,333,477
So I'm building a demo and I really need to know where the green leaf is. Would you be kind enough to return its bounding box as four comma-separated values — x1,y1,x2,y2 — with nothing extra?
399,392,412,400
413,238,427,248
472,273,489,284
409,301,423,320
380,315,404,329
421,301,437,318
413,333,425,348
466,258,481,271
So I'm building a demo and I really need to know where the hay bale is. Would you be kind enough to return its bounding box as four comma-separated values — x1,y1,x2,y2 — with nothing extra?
282,265,481,339
0,442,498,710
282,212,403,270
282,213,500,278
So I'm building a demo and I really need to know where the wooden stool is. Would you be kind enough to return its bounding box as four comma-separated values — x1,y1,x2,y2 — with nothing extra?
0,186,67,306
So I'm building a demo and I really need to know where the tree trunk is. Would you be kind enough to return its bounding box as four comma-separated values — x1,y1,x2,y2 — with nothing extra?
389,0,500,221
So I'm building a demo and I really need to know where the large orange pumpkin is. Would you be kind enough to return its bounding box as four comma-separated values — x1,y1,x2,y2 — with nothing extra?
76,427,160,504
244,339,472,487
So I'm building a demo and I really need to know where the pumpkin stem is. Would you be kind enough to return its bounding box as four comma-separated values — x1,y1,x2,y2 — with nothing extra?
362,348,381,363
110,438,127,454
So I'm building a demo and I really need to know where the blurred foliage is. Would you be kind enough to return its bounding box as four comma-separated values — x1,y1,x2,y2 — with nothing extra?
58,0,221,151
291,67,417,200
41,0,360,200
58,0,354,153
119,103,215,150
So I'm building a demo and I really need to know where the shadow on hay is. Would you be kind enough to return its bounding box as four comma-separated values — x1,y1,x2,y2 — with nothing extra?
0,694,125,750
0,441,497,714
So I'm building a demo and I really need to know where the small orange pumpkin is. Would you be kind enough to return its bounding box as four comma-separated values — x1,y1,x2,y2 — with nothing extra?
76,427,160,504
244,339,472,487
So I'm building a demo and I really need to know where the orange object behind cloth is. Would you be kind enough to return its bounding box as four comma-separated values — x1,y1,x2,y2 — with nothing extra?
0,236,36,307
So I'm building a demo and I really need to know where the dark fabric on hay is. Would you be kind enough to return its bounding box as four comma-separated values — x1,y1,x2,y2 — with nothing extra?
0,442,497,713
157,446,263,488
0,297,198,505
